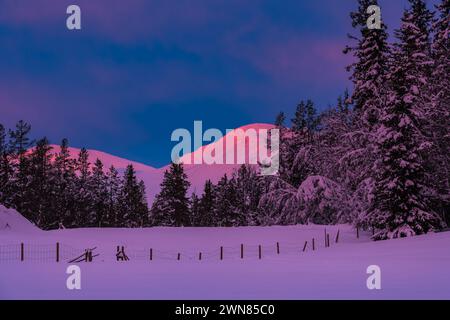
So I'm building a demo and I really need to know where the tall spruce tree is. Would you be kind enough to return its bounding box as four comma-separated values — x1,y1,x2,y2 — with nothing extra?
232,165,264,226
198,180,216,226
89,159,109,227
150,163,191,226
344,0,390,126
53,139,77,228
0,124,11,206
118,165,149,227
213,174,242,226
429,0,450,224
291,100,318,132
274,112,286,128
25,138,54,229
73,148,91,227
364,1,444,239
106,165,121,227
8,121,34,217
8,120,33,155
190,193,200,226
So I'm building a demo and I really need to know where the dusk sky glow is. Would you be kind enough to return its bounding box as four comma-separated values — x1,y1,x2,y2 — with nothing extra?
0,0,437,167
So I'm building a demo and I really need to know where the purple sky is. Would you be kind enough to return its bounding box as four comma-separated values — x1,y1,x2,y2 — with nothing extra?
0,0,437,167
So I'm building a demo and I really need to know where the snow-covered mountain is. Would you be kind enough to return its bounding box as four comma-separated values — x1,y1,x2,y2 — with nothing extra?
47,123,275,202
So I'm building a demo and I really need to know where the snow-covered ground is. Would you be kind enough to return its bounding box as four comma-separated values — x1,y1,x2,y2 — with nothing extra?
1,205,449,299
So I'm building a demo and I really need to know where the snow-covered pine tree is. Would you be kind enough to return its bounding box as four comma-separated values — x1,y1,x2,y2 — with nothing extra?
344,0,390,126
150,163,190,227
73,148,92,227
106,165,121,227
0,124,16,208
8,120,33,155
189,193,200,226
89,159,109,227
343,0,390,226
428,0,450,224
198,179,216,226
24,138,54,229
274,112,286,128
213,173,247,227
118,164,149,227
364,1,444,239
8,121,34,218
53,138,77,228
0,124,11,206
291,100,318,133
278,100,319,188
232,165,264,226
138,180,149,226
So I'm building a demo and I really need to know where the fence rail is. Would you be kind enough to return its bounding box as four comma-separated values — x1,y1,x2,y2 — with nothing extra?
0,229,347,263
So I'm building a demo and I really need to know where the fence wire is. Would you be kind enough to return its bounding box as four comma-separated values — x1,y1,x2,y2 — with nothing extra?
0,230,342,263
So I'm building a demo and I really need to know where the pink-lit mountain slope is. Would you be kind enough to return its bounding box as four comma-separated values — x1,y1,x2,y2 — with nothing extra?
45,123,275,202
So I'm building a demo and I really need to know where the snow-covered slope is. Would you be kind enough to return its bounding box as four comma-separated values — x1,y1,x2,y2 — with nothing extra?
46,123,275,202
46,145,158,174
1,224,449,299
0,205,40,233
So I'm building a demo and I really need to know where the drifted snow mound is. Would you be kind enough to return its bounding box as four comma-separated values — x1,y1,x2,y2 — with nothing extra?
0,205,40,233
259,176,350,225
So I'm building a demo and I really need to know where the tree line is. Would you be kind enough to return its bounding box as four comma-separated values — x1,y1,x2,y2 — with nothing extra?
0,0,448,239
0,122,148,229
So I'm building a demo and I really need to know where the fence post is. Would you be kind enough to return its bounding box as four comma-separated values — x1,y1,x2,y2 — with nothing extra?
312,238,315,251
324,229,327,247
276,242,280,254
21,243,24,261
56,242,60,262
240,244,244,259
335,230,340,243
150,248,153,261
302,241,308,252
258,245,262,260
357,227,360,239
327,234,330,248
220,246,223,260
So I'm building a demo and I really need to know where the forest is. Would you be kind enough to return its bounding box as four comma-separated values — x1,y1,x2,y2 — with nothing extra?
0,0,448,240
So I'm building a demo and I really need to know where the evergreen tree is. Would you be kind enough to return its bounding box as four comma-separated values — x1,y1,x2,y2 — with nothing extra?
291,100,318,132
53,139,77,228
8,120,33,155
73,148,91,227
89,159,109,227
362,1,444,238
150,163,190,226
344,0,390,126
198,180,216,226
190,193,200,226
118,165,148,227
213,174,241,226
274,112,286,127
106,165,121,227
232,165,264,226
0,124,13,206
138,180,149,226
0,124,5,156
429,0,450,224
8,121,34,216
24,138,54,229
